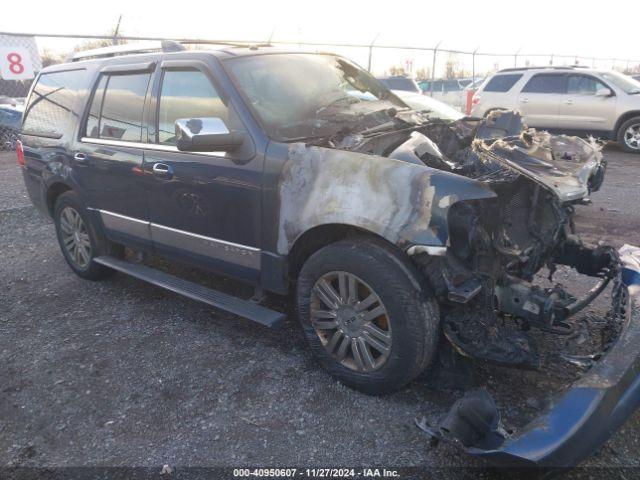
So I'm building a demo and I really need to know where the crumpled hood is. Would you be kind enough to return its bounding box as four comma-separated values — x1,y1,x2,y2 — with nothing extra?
471,111,605,202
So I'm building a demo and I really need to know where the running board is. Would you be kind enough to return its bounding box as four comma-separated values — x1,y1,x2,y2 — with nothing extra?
94,255,286,329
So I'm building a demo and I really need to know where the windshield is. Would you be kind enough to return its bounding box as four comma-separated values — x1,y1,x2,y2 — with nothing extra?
393,91,464,122
224,53,405,141
600,71,640,94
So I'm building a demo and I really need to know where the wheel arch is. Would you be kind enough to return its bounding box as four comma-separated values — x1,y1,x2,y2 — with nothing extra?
287,223,402,283
46,181,73,218
614,111,640,137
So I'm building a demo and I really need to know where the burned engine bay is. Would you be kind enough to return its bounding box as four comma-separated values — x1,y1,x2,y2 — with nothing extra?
305,109,637,467
313,110,613,371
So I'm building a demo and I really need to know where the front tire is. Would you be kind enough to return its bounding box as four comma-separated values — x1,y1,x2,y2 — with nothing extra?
54,191,121,280
617,116,640,153
296,237,440,394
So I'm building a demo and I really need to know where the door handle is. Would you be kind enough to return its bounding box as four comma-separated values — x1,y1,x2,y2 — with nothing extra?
74,152,87,162
564,100,574,105
520,98,530,103
152,163,173,179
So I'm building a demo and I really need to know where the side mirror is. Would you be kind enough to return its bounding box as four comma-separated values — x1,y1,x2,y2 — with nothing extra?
595,87,613,97
175,117,244,152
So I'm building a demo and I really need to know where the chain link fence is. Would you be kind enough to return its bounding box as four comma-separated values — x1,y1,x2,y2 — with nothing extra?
1,31,640,150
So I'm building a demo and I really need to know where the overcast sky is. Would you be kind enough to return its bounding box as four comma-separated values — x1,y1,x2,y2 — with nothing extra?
3,0,637,75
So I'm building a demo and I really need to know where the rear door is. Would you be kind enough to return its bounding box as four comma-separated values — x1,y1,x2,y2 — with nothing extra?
74,63,155,249
557,73,617,132
142,59,262,283
517,73,565,129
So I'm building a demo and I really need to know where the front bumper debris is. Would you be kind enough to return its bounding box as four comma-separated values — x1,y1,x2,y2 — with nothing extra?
418,247,640,469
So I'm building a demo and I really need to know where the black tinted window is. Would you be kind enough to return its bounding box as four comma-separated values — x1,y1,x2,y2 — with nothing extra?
157,69,228,145
522,74,565,93
85,75,107,138
382,78,418,92
567,75,607,95
443,80,461,92
23,69,86,138
483,74,522,92
85,72,150,141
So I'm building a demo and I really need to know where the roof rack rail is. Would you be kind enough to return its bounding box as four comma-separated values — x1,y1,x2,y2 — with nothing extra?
70,40,185,62
498,65,588,72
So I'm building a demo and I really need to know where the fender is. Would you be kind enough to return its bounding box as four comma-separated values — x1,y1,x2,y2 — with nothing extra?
276,143,496,256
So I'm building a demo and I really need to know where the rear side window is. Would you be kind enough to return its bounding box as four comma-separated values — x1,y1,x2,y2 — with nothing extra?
157,69,228,145
521,74,565,94
85,72,151,142
483,74,522,92
22,69,86,138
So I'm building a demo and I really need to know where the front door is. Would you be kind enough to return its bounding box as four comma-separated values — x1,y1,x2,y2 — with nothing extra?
557,74,617,133
143,62,262,283
74,67,155,249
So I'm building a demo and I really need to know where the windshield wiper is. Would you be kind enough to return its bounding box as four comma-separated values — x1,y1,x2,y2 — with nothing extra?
628,90,640,95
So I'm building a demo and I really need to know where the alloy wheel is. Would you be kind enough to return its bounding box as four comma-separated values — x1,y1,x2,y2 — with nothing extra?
624,123,640,150
310,271,392,372
59,206,92,268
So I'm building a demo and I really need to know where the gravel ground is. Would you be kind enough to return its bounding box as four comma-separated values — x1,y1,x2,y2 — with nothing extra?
1,145,639,477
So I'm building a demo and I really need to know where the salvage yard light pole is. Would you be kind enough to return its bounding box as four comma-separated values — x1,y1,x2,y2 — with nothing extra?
514,48,521,68
472,47,478,83
430,41,441,97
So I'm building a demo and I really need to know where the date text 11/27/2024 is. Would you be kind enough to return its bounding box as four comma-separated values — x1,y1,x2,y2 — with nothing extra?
232,468,400,477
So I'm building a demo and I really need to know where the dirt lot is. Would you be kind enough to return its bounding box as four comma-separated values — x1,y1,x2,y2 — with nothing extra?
1,145,639,476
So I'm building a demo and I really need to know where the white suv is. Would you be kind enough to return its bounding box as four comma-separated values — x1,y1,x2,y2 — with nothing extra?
471,66,640,153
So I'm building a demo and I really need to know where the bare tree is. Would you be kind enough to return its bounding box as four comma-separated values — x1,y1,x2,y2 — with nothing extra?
444,52,459,79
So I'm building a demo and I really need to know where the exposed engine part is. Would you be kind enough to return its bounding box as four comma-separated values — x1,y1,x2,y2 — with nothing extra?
495,279,575,335
553,235,619,278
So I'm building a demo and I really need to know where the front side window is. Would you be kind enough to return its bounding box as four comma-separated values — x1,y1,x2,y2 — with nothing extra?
567,75,608,95
22,69,86,138
85,72,150,142
157,69,228,145
521,74,565,94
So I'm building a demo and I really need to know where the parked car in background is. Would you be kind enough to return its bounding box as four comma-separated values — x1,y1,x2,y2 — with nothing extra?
0,103,23,150
376,75,421,93
471,66,640,152
419,77,484,111
632,74,640,83
392,90,464,120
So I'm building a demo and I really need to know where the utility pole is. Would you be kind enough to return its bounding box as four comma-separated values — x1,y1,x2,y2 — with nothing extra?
366,33,380,73
113,14,122,45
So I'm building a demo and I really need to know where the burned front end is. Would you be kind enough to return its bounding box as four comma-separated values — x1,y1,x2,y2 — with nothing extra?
318,109,639,468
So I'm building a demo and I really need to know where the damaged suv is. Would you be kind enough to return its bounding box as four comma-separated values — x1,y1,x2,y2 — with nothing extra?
19,42,637,468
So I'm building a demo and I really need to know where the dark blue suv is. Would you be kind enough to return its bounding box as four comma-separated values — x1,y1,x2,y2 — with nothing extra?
18,41,640,468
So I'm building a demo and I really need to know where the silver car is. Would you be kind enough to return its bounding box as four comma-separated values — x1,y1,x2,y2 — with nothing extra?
471,66,640,153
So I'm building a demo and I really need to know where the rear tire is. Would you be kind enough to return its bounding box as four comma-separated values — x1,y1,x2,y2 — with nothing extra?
296,237,440,395
617,116,640,153
53,191,122,280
